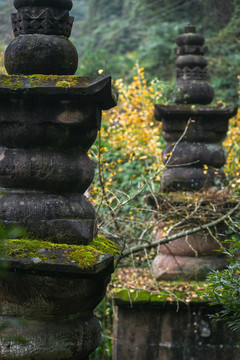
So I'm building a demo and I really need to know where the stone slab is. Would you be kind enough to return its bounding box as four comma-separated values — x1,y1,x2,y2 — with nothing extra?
0,75,117,110
113,302,240,360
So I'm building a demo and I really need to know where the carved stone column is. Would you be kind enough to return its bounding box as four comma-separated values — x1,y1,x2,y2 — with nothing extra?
150,25,237,280
0,1,118,359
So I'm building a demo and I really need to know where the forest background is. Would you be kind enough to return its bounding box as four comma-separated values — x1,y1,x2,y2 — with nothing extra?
0,1,239,358
0,0,239,101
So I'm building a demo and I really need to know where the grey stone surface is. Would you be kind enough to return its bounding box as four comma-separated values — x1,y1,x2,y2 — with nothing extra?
155,229,222,257
0,191,97,243
151,253,228,280
0,268,113,359
161,167,226,192
0,316,100,360
162,142,227,168
0,148,95,193
174,25,214,104
113,302,240,360
5,35,78,75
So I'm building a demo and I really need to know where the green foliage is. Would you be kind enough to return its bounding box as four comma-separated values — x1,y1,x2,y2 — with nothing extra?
75,47,137,79
0,317,30,346
70,0,238,101
138,22,184,81
0,0,238,99
208,3,240,103
90,298,113,360
206,193,240,331
0,0,14,43
0,223,28,344
90,66,167,242
0,223,22,241
112,282,208,304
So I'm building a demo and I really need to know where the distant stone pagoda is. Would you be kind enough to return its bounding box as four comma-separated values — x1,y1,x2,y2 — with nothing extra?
155,24,237,192
150,25,237,280
0,1,118,359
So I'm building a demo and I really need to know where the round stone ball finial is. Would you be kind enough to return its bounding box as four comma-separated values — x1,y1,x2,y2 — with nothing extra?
5,0,78,75
5,34,78,75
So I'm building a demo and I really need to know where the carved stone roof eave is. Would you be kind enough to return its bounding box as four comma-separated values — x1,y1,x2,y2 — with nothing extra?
154,103,238,122
0,75,117,110
0,254,115,279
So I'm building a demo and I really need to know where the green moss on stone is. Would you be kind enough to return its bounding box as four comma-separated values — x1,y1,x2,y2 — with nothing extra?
91,235,120,256
56,79,78,88
0,75,23,90
0,74,97,90
0,235,120,270
112,281,210,304
112,289,151,303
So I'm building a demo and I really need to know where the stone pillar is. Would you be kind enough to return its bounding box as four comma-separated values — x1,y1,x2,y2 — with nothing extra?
0,1,118,359
150,25,237,280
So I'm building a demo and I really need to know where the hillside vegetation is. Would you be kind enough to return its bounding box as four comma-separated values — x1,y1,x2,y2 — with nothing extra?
0,0,239,101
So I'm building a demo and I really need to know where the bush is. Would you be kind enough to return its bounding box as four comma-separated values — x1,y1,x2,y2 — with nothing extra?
206,200,240,332
89,65,169,244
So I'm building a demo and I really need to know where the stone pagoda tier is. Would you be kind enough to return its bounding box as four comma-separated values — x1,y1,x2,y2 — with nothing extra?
0,1,118,359
155,104,237,192
150,25,238,280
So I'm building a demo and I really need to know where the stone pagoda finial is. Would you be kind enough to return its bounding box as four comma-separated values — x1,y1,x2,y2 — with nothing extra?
175,24,214,104
5,0,78,75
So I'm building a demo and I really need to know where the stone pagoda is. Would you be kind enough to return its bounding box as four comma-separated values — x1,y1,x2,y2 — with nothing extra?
149,25,237,280
0,1,118,359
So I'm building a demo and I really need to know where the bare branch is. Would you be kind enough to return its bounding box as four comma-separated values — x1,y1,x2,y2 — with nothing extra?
99,118,193,228
122,200,240,257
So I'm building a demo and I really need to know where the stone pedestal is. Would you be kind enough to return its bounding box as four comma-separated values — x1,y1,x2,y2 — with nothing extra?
0,1,118,358
112,294,240,360
0,255,114,359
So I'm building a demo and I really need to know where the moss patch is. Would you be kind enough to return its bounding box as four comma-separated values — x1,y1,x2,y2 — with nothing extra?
110,267,211,304
56,79,78,88
112,281,210,304
0,236,120,270
0,75,99,90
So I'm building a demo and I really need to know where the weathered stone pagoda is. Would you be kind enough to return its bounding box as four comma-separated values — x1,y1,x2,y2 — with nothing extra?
150,25,237,280
0,1,118,359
